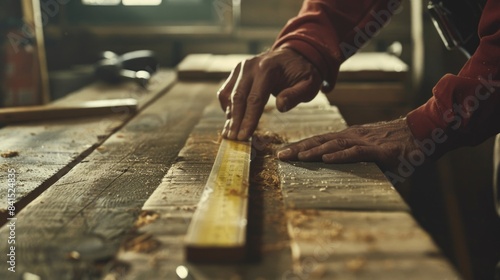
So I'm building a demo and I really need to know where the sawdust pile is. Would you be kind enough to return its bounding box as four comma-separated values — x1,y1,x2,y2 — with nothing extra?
250,131,286,190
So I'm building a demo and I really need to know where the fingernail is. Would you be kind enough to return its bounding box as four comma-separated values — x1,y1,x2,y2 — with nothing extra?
237,129,247,141
277,148,291,159
297,151,306,160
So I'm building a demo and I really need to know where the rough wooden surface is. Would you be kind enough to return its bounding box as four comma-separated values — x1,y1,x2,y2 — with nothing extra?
258,95,458,278
176,53,252,81
259,95,409,212
0,78,458,279
0,70,175,217
111,93,457,279
286,210,459,279
177,52,408,82
0,81,216,279
113,100,293,279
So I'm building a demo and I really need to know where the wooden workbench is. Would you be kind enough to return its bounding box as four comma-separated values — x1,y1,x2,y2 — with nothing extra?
0,69,459,279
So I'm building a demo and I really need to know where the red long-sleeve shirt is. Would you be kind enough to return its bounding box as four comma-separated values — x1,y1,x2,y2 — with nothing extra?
273,0,500,158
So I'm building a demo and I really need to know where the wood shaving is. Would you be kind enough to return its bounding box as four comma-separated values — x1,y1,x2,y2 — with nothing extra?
122,232,160,253
345,257,366,272
1,151,19,158
252,131,287,155
134,210,160,228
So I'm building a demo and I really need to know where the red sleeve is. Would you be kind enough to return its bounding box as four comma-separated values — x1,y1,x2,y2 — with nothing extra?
406,0,500,158
272,0,402,90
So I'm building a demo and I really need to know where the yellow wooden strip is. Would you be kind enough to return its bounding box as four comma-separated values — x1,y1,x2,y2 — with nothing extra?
185,139,251,262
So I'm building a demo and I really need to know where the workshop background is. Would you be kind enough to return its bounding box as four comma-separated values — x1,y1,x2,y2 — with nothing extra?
0,0,498,279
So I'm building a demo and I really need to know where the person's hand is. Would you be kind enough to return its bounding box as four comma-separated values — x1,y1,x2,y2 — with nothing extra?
277,118,422,169
218,47,323,141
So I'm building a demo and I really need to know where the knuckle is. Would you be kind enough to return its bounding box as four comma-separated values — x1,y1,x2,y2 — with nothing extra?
334,138,349,149
246,94,263,106
313,134,330,144
366,136,379,145
352,126,369,136
244,56,260,69
351,145,364,154
217,89,228,101
258,56,273,70
231,90,246,102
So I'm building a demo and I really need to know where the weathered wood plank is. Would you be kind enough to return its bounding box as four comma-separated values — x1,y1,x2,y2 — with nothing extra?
286,210,460,279
176,53,252,80
259,95,458,277
52,69,176,110
0,70,176,217
177,52,408,82
0,81,218,279
112,98,293,279
259,95,409,211
278,161,408,211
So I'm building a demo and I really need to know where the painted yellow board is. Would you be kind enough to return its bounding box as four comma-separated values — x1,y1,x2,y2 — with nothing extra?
185,139,251,262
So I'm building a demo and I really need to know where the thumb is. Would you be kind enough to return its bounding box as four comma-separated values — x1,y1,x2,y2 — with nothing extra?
275,77,321,112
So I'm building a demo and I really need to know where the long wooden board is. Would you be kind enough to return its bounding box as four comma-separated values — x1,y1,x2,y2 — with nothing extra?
258,95,458,278
0,81,214,279
0,70,175,219
286,210,459,279
112,93,457,279
259,95,408,211
177,53,408,82
112,98,294,279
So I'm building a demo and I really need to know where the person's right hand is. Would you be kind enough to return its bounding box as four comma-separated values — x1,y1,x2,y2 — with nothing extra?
217,47,324,141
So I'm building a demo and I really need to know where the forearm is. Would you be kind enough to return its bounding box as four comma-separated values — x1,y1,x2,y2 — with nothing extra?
407,0,500,158
273,0,402,89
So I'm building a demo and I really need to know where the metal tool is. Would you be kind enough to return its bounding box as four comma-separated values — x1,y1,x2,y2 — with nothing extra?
185,139,251,263
95,50,158,88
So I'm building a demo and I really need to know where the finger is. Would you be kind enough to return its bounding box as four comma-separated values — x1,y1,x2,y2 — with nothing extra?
236,71,275,140
277,134,333,160
227,60,254,140
297,138,364,161
322,145,382,164
276,75,321,112
217,64,240,112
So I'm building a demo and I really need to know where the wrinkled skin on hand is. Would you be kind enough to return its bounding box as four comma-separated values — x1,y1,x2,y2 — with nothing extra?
217,47,324,141
277,118,422,169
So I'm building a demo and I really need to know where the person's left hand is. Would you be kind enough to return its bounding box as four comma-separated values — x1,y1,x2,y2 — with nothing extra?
276,118,421,168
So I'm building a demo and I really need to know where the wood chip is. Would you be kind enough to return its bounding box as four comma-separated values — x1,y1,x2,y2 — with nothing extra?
134,210,160,228
1,150,19,158
122,232,160,253
345,257,366,272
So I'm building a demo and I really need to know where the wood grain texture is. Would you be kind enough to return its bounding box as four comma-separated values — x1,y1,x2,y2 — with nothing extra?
286,210,460,279
112,93,456,279
0,81,216,279
177,52,408,82
112,98,293,280
0,76,458,279
177,54,252,81
260,95,457,277
259,95,408,211
0,71,175,217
